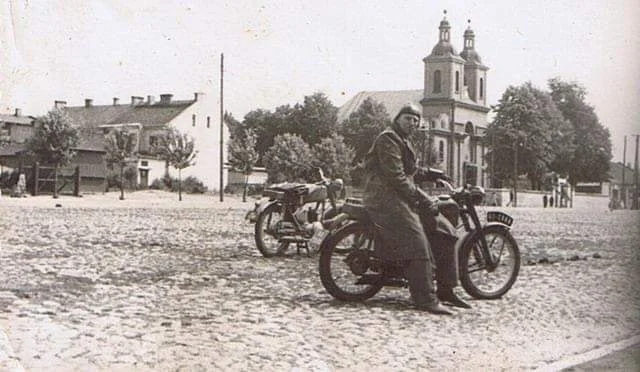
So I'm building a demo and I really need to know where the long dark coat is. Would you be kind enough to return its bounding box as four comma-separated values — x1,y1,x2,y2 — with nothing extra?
362,126,432,262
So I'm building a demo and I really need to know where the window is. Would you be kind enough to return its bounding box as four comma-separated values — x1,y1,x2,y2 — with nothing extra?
149,135,158,148
192,114,196,127
480,78,484,99
469,141,476,163
141,160,149,167
438,140,445,163
207,116,211,128
433,70,441,93
455,71,460,93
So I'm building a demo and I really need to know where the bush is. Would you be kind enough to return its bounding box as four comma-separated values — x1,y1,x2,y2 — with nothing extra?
150,175,207,194
224,183,264,196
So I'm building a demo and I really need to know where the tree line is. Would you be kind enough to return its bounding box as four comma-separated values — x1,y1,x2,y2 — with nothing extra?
487,78,612,190
228,78,612,195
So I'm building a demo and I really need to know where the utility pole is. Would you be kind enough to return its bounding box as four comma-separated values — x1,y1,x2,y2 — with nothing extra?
621,135,627,207
513,142,518,207
634,134,639,210
219,53,224,202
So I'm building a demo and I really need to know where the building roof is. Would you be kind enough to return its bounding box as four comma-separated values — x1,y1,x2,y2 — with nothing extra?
76,128,107,152
63,100,195,129
337,90,423,124
0,114,34,125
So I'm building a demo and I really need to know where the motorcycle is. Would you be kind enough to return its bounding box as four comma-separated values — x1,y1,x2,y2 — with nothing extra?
245,168,344,257
317,178,521,302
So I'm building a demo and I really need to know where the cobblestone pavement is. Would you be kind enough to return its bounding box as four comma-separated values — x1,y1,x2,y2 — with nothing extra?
0,192,639,371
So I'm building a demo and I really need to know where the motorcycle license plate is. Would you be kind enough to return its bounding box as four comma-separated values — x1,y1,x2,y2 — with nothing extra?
309,229,329,250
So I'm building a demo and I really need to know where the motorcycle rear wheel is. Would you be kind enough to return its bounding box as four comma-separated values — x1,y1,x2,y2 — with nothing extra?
319,222,384,301
459,225,520,299
254,203,289,257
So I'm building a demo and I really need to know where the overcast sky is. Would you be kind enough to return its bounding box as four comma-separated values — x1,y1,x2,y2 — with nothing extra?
1,0,639,161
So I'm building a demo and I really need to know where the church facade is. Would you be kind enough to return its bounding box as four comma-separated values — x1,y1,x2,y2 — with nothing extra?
338,14,490,187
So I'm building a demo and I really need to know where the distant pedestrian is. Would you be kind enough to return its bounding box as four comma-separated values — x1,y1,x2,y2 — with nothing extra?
543,194,548,208
549,195,554,208
506,188,514,207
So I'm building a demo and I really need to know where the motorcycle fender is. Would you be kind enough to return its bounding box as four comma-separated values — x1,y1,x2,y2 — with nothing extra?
246,198,279,223
455,222,511,252
320,220,361,252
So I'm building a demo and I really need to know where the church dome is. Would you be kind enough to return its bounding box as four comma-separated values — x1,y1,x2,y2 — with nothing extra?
464,27,475,38
431,41,459,57
460,48,482,64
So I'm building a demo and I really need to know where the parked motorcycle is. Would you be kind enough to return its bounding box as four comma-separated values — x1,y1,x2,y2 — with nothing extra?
245,168,344,257
318,179,521,302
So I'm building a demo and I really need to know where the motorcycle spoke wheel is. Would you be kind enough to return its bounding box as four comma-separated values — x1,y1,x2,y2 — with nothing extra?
459,225,520,299
319,223,383,301
255,204,289,257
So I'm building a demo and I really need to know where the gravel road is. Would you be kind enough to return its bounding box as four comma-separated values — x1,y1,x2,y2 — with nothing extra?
0,191,638,371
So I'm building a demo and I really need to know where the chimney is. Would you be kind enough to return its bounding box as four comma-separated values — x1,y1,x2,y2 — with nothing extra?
113,97,120,106
131,96,144,105
147,95,155,104
54,100,67,109
85,99,93,107
194,92,205,101
14,108,22,117
159,94,173,105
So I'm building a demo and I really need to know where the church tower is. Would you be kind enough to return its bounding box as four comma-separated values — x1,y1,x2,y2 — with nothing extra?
421,12,490,187
460,20,489,105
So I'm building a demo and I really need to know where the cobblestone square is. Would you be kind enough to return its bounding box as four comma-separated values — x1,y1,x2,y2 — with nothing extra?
1,191,639,371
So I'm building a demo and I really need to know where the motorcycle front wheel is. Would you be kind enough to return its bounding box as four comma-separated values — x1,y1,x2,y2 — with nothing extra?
319,222,384,301
254,203,289,257
458,225,520,299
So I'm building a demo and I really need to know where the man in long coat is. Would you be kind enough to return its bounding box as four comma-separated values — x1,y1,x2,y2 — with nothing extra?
363,103,469,314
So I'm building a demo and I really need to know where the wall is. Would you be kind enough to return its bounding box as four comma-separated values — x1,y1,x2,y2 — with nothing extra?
164,93,229,192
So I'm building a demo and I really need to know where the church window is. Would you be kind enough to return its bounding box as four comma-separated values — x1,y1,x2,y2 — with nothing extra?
455,71,460,93
480,78,484,99
438,140,445,163
433,70,441,93
192,114,196,127
207,116,211,128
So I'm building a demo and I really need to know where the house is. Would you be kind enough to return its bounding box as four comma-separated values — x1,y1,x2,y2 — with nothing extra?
338,15,490,187
0,108,107,194
61,92,228,191
0,109,35,176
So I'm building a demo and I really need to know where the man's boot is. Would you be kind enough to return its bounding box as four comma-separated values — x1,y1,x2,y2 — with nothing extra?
404,259,452,315
437,287,472,309
430,232,471,309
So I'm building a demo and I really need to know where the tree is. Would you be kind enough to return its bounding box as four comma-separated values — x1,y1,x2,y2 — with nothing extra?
339,97,391,164
156,128,198,201
27,108,79,198
486,82,569,190
263,133,314,183
243,106,292,166
227,128,258,202
289,92,338,146
312,134,355,183
104,128,139,200
548,78,612,185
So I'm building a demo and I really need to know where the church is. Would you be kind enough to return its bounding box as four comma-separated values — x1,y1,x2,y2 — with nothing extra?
338,13,490,187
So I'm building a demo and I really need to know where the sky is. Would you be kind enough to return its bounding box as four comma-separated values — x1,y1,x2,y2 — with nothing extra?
1,0,639,162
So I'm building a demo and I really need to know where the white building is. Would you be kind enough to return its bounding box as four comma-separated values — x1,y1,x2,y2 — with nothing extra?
63,92,228,191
